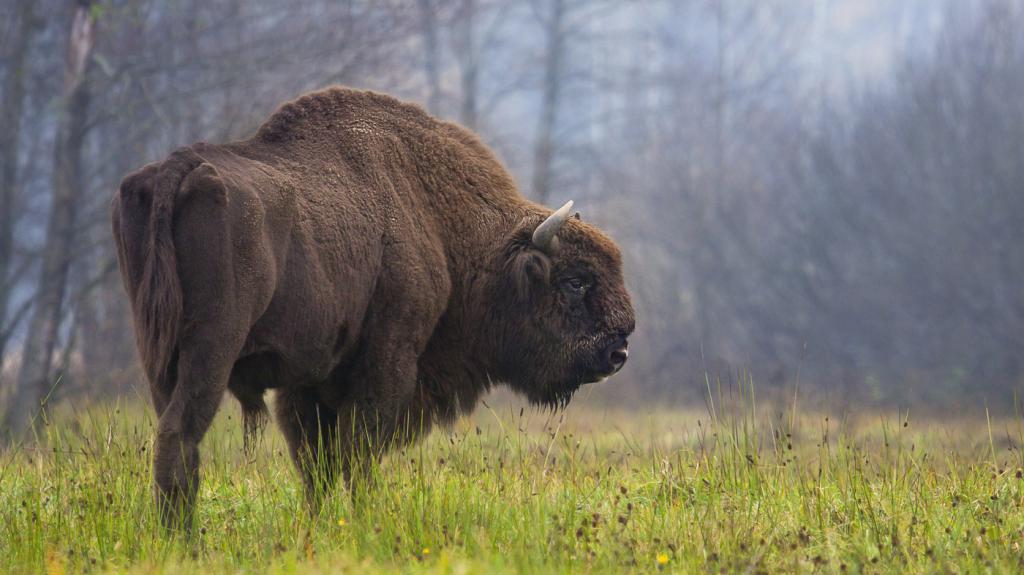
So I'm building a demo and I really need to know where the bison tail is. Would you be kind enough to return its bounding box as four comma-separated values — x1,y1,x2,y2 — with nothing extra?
135,150,202,394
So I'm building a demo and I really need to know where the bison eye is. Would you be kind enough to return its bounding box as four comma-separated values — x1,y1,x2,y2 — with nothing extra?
563,277,589,296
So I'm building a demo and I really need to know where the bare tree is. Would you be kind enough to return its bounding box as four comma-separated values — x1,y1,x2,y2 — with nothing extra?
6,0,97,435
530,0,565,203
419,0,443,114
454,0,479,129
0,0,38,372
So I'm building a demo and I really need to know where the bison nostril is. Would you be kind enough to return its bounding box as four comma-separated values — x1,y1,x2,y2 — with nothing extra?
608,347,629,371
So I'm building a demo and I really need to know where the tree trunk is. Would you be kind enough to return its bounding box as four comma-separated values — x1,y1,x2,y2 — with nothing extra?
6,1,96,436
0,0,36,377
531,0,565,204
456,0,478,130
418,0,442,115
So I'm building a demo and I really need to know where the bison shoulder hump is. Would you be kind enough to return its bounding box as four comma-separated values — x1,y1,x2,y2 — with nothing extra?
254,86,433,143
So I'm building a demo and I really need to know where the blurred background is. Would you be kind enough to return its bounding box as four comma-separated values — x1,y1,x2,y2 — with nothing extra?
1,0,1022,428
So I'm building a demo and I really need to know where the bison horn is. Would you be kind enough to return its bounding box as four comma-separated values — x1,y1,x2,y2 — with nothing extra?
532,200,574,252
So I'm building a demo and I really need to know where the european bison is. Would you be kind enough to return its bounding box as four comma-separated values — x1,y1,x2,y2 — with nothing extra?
112,87,634,528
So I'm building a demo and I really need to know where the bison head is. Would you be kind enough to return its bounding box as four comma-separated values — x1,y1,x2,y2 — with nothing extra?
488,201,635,408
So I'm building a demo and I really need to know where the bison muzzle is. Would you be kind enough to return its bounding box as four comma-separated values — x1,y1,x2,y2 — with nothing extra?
111,87,635,529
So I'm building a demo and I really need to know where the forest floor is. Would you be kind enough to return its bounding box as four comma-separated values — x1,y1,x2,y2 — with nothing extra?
3,385,1024,573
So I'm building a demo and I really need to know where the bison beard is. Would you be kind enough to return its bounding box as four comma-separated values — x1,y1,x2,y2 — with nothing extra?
112,87,634,529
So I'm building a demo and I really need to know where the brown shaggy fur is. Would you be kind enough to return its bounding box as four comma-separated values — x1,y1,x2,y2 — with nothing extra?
111,87,634,528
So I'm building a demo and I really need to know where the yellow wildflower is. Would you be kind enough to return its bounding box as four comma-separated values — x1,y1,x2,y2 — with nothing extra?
657,553,670,565
423,547,431,555
337,518,347,527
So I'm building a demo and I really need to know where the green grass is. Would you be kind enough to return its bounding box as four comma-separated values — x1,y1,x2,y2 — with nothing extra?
3,388,1024,573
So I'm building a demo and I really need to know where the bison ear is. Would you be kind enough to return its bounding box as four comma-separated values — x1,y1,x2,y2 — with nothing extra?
504,242,551,303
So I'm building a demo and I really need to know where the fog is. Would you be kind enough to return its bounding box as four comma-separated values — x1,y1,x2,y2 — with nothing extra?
2,0,1022,427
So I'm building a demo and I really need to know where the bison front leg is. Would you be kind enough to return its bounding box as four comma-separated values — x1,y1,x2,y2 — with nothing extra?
275,388,342,512
322,239,448,502
277,374,428,510
331,348,436,500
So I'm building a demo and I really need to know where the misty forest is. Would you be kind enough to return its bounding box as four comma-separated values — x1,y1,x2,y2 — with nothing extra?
2,0,1023,433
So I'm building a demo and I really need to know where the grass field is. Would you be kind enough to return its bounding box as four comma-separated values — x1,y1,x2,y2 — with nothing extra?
3,386,1024,574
